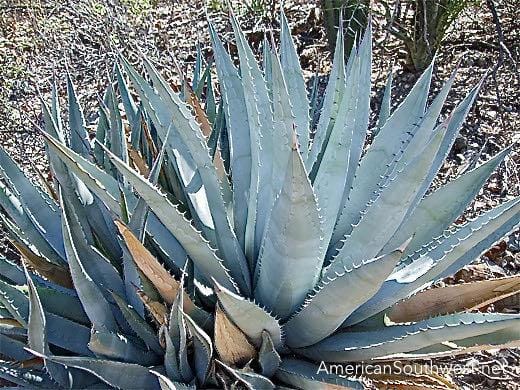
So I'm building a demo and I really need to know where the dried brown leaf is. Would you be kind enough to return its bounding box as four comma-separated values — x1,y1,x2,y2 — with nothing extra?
387,276,520,323
137,289,167,326
11,241,72,289
214,305,256,366
115,220,179,304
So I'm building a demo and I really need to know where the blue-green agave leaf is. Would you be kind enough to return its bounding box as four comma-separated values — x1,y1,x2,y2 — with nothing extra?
306,13,346,174
345,197,520,326
214,280,283,349
111,291,163,355
300,313,520,362
28,350,161,390
183,313,212,384
285,245,406,348
115,62,139,129
37,286,89,325
66,73,91,158
254,138,323,320
0,181,66,266
0,148,63,253
331,61,434,247
268,46,293,201
0,333,33,360
330,127,445,272
383,145,512,255
313,28,369,248
102,146,238,294
228,14,275,263
280,9,310,157
25,265,79,389
0,255,25,285
258,330,281,377
61,195,119,333
275,358,365,389
0,278,28,325
218,360,275,389
123,56,251,295
151,370,195,390
88,329,160,365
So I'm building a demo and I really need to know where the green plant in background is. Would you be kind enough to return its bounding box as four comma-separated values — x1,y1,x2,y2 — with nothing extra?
0,7,519,389
383,0,476,71
322,0,370,57
324,0,476,71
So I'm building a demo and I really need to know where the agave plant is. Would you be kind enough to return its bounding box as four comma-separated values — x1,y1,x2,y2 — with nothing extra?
0,8,519,389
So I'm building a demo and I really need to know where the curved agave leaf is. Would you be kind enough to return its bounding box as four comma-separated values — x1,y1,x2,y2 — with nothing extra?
1,203,72,288
285,246,406,348
0,275,92,355
275,358,365,389
306,14,346,174
151,370,195,390
0,278,28,325
228,14,274,263
42,132,124,213
331,61,434,247
110,291,163,355
383,145,512,254
269,44,293,202
214,280,283,349
115,62,139,129
331,67,458,253
37,286,89,326
184,313,213,384
64,197,125,298
121,57,251,295
217,360,275,390
330,128,445,272
300,313,520,362
105,79,129,165
262,35,273,97
168,288,194,383
280,9,310,157
88,329,160,365
0,148,63,254
418,79,485,200
28,350,161,390
42,133,189,270
103,147,238,294
0,255,25,285
1,333,34,360
0,182,66,266
61,195,119,333
344,197,520,326
66,73,90,158
313,40,363,248
258,331,281,377
254,137,323,319
343,22,372,206
46,313,93,356
26,266,82,389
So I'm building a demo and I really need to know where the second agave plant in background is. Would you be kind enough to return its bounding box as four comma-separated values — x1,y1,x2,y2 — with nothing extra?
0,6,518,389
